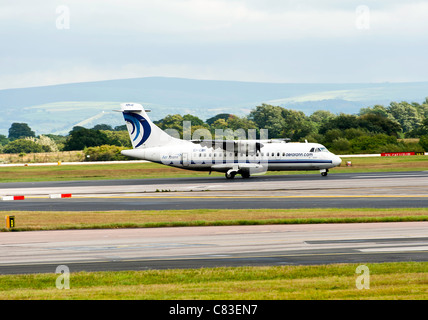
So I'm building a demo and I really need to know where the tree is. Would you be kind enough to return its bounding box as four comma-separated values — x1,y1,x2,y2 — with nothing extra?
359,113,401,137
248,104,284,138
319,114,360,134
226,116,257,132
330,138,351,154
309,110,336,125
63,128,110,151
84,145,130,161
0,134,9,146
211,118,229,130
419,135,428,151
350,134,397,154
182,114,205,127
8,123,35,140
3,139,44,154
387,101,422,134
359,105,389,118
206,114,234,126
101,130,132,148
92,124,113,131
281,109,316,141
155,114,184,132
114,125,127,131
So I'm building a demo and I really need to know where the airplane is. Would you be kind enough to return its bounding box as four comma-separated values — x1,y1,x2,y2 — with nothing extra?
119,103,342,179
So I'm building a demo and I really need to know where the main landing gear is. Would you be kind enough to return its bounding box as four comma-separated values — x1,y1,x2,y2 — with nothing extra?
320,169,329,177
225,170,250,179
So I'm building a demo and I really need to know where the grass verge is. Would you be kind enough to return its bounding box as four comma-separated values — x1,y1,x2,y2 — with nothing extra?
0,262,426,299
1,208,427,232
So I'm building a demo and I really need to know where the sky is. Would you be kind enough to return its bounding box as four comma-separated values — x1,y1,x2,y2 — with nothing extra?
1,0,428,89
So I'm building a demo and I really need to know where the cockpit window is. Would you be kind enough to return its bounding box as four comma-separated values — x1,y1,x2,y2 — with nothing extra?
311,147,329,152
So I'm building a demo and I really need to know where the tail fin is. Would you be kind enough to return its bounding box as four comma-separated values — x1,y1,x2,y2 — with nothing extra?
121,103,179,149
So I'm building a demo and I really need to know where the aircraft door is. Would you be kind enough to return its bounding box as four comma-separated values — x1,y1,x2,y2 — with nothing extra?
182,153,190,167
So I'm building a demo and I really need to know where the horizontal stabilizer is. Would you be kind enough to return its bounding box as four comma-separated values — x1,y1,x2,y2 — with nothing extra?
120,103,151,113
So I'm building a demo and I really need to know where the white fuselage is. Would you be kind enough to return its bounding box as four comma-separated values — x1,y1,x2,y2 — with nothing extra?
122,140,342,174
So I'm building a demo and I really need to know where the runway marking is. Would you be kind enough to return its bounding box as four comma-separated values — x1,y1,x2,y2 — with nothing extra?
352,174,428,178
358,246,428,252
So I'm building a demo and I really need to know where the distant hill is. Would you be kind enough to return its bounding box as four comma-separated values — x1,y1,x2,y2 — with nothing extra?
0,77,427,135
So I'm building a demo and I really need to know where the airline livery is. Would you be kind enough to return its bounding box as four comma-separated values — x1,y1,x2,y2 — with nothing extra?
119,103,342,179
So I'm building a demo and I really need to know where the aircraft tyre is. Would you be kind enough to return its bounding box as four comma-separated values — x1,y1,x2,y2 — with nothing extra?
321,169,329,177
225,171,236,179
241,171,251,179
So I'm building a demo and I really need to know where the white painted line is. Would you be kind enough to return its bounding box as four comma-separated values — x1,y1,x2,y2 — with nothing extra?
358,246,428,252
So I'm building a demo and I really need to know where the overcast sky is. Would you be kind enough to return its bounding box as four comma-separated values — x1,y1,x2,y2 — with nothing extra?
1,0,428,89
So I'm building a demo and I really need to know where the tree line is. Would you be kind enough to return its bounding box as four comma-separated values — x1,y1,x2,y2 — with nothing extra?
1,99,427,159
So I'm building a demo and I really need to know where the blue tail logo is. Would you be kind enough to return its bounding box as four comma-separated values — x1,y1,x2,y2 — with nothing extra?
123,113,152,148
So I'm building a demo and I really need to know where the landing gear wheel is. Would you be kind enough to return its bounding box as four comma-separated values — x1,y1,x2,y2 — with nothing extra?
241,171,251,179
225,171,236,179
320,169,329,177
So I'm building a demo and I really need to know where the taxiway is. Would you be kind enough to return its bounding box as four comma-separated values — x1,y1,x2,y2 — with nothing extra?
0,222,427,274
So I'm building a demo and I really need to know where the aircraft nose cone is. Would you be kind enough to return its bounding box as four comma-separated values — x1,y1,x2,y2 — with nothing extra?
333,156,342,167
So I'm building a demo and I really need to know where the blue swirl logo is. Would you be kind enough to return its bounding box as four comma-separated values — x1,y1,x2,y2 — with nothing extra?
123,113,152,148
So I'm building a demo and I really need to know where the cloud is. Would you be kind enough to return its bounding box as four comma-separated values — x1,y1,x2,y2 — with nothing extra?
1,0,428,89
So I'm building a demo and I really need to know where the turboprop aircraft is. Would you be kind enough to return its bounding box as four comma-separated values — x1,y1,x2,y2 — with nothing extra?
119,103,342,179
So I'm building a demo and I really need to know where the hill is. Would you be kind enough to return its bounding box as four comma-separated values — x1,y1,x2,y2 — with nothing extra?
0,77,427,135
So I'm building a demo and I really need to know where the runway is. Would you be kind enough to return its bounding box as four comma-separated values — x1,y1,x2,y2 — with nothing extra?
1,222,427,274
0,171,427,210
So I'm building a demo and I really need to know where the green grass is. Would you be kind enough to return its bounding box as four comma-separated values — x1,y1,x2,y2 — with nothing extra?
0,262,426,299
1,208,427,232
0,155,427,183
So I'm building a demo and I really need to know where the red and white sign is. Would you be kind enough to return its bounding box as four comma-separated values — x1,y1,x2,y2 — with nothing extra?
381,152,424,157
49,193,72,199
1,195,25,201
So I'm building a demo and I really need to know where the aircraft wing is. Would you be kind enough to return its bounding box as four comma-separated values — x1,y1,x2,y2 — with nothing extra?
190,140,263,153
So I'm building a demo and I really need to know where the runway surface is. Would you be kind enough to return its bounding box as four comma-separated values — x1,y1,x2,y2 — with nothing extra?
1,222,427,274
1,171,428,210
